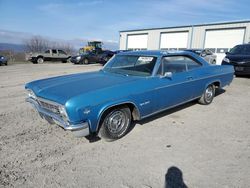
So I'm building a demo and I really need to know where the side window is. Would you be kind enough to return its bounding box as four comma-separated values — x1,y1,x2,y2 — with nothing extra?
45,50,50,54
157,56,201,75
185,57,201,70
58,50,67,55
52,49,57,54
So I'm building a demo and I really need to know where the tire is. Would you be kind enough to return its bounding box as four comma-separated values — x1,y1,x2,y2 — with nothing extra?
98,106,131,141
212,60,216,64
37,57,44,64
83,58,89,64
198,84,215,105
5,62,8,66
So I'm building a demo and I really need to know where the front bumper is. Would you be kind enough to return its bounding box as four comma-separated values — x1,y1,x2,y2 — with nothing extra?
26,97,90,137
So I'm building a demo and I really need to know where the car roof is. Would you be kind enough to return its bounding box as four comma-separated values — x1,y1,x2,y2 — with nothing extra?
185,49,203,51
235,43,250,47
117,50,189,56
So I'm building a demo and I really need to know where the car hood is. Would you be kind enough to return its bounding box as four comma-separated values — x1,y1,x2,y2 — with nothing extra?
25,71,138,104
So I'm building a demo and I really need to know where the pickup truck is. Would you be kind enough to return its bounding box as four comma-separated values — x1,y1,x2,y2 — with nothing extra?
26,49,71,64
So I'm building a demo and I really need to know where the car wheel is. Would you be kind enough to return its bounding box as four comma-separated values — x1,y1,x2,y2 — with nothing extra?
37,57,44,64
83,58,89,64
99,106,131,141
198,84,215,105
5,62,8,66
212,60,216,64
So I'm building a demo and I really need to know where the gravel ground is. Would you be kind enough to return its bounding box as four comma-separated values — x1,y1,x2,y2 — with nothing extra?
0,63,249,188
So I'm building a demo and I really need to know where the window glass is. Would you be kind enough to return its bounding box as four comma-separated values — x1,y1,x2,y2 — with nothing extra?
45,50,50,53
104,55,157,76
58,50,66,55
157,56,201,75
52,49,57,54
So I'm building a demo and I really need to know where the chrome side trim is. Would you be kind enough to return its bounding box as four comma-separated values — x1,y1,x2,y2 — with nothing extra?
26,97,89,135
141,96,200,119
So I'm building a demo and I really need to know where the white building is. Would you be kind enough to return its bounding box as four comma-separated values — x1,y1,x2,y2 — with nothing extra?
119,20,250,64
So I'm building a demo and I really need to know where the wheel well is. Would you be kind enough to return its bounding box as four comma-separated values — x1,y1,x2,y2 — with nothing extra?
212,81,220,88
97,103,140,131
37,56,44,59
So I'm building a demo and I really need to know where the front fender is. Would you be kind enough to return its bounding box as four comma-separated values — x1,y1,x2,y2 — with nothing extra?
87,99,140,132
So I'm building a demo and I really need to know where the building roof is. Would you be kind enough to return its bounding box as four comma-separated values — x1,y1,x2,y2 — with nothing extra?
120,20,250,33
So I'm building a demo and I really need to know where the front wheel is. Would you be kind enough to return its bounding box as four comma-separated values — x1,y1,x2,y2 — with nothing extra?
198,84,215,105
83,58,89,64
99,106,131,141
36,57,44,64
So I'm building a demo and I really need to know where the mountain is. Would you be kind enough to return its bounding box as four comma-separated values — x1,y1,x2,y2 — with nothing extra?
0,43,26,52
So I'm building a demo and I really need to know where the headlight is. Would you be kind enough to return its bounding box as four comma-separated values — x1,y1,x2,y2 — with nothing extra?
58,105,69,122
223,57,230,63
27,89,37,100
76,56,81,61
1,57,4,59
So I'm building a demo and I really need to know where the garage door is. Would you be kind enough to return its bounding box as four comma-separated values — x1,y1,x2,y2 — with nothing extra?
160,32,188,50
204,28,245,64
127,34,148,50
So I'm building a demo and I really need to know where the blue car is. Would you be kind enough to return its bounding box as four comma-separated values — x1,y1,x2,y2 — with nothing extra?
25,50,234,141
0,55,8,66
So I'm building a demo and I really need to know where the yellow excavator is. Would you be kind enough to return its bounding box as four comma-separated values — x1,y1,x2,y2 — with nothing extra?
79,41,103,54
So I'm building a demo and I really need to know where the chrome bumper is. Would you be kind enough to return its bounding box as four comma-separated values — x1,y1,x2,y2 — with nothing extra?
26,97,89,137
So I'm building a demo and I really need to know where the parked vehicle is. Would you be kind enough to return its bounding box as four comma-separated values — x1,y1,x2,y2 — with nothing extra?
25,50,234,141
71,50,115,64
26,49,71,64
221,44,250,76
0,55,8,66
185,49,217,64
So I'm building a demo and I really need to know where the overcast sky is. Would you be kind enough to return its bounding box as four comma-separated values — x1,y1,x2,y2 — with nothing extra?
0,0,249,48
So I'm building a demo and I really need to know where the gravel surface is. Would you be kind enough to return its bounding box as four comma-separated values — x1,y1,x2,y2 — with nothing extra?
0,63,249,188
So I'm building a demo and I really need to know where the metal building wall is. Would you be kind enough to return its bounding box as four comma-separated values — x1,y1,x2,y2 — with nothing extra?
119,21,250,50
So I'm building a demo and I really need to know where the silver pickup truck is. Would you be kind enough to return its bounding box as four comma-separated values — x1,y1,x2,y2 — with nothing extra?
26,49,71,64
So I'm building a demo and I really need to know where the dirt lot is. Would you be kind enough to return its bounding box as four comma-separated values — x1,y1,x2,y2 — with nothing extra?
0,63,249,188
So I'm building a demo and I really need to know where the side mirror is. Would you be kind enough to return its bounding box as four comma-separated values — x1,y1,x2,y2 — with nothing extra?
161,72,173,79
225,52,229,55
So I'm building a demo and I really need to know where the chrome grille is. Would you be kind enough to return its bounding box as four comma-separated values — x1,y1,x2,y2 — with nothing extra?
38,99,60,114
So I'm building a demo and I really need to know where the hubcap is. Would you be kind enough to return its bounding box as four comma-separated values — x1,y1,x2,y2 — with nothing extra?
106,111,126,134
38,58,43,63
205,86,213,102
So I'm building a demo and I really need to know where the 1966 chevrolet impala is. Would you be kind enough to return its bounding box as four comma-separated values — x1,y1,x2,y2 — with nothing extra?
25,50,234,141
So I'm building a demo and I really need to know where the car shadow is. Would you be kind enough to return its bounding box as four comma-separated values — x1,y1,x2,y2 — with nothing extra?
165,166,188,188
215,88,225,97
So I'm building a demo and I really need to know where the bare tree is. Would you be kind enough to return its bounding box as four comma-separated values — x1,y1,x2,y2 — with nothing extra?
24,36,75,55
24,36,49,53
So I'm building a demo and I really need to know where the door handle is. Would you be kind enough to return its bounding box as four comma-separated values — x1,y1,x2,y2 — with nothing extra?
186,76,193,80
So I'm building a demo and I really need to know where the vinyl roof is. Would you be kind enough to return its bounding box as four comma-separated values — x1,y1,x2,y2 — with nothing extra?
120,20,250,33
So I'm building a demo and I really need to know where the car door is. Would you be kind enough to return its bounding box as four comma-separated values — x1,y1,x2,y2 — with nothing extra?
58,50,67,60
51,49,59,61
153,55,201,111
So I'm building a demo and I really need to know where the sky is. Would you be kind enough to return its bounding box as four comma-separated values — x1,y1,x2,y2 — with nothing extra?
0,0,249,49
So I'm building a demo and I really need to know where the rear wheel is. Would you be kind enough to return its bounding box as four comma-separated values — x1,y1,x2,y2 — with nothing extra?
198,84,215,105
99,106,131,141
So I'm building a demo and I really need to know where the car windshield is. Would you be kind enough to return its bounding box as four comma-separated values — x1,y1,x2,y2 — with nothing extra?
103,55,157,76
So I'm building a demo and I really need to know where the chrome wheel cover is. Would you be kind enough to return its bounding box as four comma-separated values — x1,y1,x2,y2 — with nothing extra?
205,86,214,102
37,58,43,63
106,111,126,134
